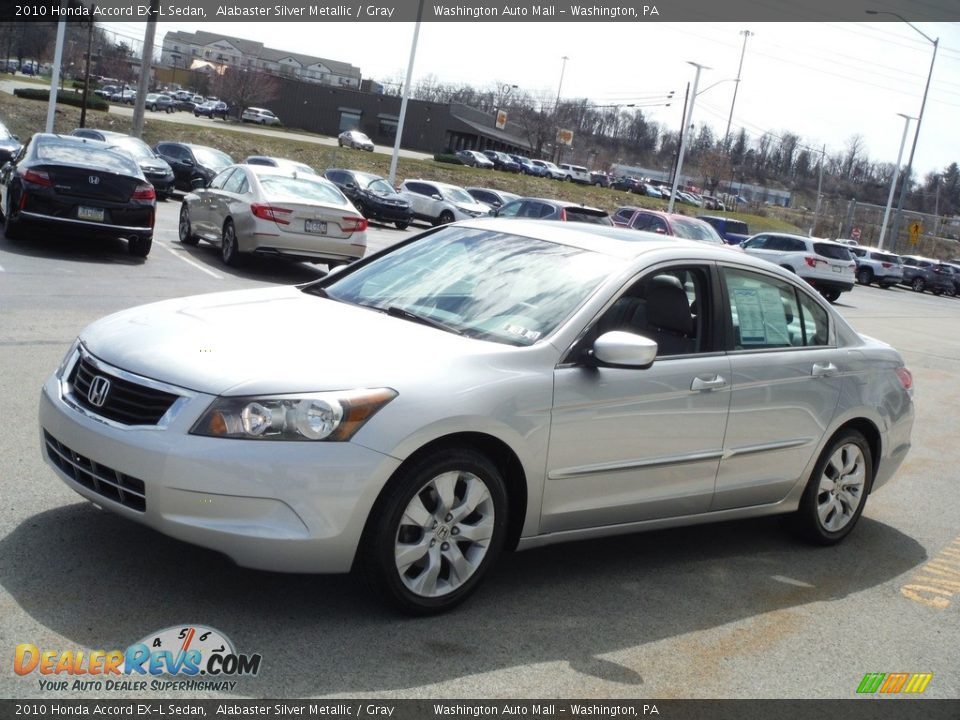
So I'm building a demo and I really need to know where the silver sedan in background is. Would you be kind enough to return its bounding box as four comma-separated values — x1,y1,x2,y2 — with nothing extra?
177,164,368,267
39,221,913,615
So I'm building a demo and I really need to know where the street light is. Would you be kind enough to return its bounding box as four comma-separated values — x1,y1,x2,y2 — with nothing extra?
877,113,915,251
667,61,710,213
724,29,753,143
553,56,569,163
865,11,938,251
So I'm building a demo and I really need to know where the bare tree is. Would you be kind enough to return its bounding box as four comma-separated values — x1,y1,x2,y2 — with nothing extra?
211,67,281,118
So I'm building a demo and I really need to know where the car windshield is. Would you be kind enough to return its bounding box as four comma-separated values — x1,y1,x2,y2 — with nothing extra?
36,141,139,175
365,178,395,194
670,218,724,245
259,176,346,205
441,187,475,204
313,227,618,346
109,137,155,161
192,147,232,170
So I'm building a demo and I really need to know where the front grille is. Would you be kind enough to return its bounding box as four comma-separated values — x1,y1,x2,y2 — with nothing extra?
69,354,179,426
44,431,146,512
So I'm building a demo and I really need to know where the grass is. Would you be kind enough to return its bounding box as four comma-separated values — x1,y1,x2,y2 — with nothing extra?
0,90,803,233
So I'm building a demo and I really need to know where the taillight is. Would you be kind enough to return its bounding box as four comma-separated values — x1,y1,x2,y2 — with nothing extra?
250,203,292,225
132,183,156,201
341,216,368,233
881,262,892,269
895,367,913,392
804,256,818,268
22,169,52,187
559,208,568,221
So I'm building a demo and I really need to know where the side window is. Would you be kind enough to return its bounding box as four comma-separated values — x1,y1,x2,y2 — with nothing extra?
744,235,768,249
724,268,827,350
787,238,808,252
208,168,234,190
613,208,634,223
325,170,347,185
222,168,248,194
405,182,429,196
647,216,668,234
496,200,522,218
593,266,712,358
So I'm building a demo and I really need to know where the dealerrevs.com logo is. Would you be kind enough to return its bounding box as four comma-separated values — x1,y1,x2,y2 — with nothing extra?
14,625,262,692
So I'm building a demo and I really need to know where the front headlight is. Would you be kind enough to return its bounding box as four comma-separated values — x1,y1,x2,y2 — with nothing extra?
190,388,397,441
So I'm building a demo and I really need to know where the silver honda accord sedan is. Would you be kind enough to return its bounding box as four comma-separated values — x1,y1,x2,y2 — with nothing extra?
39,219,914,614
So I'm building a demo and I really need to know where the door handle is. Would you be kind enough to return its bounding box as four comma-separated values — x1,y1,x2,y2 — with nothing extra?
812,362,840,378
691,375,727,391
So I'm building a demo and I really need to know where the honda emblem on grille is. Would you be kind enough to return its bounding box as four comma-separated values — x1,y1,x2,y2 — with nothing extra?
88,176,100,185
87,375,111,407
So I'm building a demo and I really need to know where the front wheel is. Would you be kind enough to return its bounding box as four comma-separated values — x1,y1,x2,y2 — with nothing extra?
791,429,872,545
856,268,873,286
178,204,199,246
359,448,508,615
911,277,925,293
437,210,455,226
395,221,409,230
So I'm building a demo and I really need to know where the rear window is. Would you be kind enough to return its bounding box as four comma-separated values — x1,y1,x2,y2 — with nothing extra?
565,208,613,225
726,220,749,235
872,251,901,264
259,176,346,205
36,141,139,175
813,243,853,261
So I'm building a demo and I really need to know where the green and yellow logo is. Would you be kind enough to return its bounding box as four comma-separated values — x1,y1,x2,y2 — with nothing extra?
857,673,933,694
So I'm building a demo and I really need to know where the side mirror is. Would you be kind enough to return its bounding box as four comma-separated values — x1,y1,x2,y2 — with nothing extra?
431,194,443,201
590,331,658,368
190,177,207,190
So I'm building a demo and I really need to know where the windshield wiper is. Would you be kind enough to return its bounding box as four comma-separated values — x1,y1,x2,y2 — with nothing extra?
386,306,464,336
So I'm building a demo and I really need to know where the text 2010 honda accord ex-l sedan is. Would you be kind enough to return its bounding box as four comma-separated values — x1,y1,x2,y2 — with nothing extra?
39,219,914,614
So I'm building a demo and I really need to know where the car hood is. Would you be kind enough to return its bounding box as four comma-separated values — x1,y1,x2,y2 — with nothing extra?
79,286,506,397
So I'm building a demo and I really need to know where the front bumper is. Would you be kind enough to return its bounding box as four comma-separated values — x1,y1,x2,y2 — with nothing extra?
38,355,401,574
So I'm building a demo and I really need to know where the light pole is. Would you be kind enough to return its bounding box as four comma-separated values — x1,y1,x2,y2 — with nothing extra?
388,0,424,186
724,29,753,143
877,113,914,251
668,61,710,213
866,11,938,251
552,56,569,163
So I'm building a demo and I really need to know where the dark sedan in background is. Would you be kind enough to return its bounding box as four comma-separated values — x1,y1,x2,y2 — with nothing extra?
493,197,612,224
71,128,175,200
0,133,155,256
154,141,233,192
324,168,412,230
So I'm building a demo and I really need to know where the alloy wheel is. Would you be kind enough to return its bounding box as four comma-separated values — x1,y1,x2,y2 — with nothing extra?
816,443,866,533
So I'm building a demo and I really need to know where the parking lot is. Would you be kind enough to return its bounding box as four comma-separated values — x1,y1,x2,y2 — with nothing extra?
1,198,959,700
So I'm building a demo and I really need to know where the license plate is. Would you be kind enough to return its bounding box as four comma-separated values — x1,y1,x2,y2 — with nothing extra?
305,219,327,234
832,265,842,273
78,206,105,222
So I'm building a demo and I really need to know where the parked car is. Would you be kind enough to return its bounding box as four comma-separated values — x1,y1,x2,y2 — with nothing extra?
899,255,956,295
173,97,199,112
0,120,22,166
700,195,725,211
324,168,413,230
456,150,495,169
530,159,566,179
612,208,724,246
847,246,904,288
493,197,612,225
644,184,667,199
558,163,591,184
398,179,491,225
244,156,317,175
39,219,915,614
154,141,234,192
144,93,174,112
71,129,175,200
697,215,751,245
482,150,522,173
178,163,367,267
241,107,281,126
738,233,856,303
465,187,521,210
510,155,546,176
338,130,375,152
94,84,117,100
111,89,136,104
194,101,228,120
611,176,645,193
589,171,611,188
0,133,155,256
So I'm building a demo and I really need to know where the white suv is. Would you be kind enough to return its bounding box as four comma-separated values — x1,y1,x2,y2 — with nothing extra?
398,180,491,225
241,107,281,125
738,233,856,303
558,163,590,184
848,246,904,288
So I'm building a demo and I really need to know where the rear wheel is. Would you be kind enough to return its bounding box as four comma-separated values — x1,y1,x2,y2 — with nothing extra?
395,221,409,230
856,268,873,286
911,277,925,292
221,219,242,266
178,204,199,246
359,448,508,615
128,235,152,258
791,429,872,545
820,289,841,303
3,193,23,240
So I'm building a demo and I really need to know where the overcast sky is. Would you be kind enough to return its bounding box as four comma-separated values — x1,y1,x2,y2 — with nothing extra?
101,20,960,178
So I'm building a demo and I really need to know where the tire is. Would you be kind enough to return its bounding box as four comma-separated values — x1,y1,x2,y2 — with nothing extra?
933,288,944,296
178,204,199,246
127,235,152,258
359,447,508,615
856,268,873,286
395,221,409,231
437,210,455,226
911,277,925,293
820,289,841,304
221,219,241,266
791,429,872,545
353,200,367,218
3,192,23,240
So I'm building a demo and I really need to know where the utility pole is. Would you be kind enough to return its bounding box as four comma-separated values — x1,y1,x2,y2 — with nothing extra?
810,144,825,236
724,29,753,144
131,0,159,138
